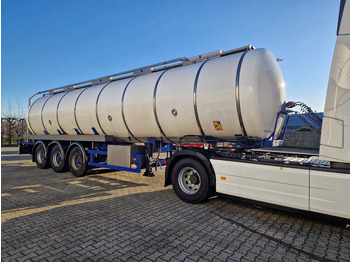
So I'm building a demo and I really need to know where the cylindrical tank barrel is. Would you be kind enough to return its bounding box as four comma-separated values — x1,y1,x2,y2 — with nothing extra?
27,48,286,142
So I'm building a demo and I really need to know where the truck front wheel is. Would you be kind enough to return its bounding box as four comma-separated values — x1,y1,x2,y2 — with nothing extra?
50,145,67,173
34,144,50,169
171,158,211,204
68,146,88,177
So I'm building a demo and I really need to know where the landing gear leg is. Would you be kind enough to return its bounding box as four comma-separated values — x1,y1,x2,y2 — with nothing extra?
143,158,155,177
143,143,155,177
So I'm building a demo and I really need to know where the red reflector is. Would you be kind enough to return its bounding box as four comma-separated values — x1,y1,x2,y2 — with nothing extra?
164,159,168,166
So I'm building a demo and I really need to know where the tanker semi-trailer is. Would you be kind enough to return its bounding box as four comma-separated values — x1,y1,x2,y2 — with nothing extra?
21,45,288,177
20,0,350,220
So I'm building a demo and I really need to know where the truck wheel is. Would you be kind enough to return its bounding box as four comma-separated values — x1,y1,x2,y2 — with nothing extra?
34,144,50,169
171,158,211,204
68,146,88,177
50,145,67,173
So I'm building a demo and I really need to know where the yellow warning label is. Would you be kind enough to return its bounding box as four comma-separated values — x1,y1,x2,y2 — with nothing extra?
213,121,223,131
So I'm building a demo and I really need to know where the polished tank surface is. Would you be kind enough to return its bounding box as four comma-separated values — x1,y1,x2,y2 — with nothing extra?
96,78,132,138
27,48,286,143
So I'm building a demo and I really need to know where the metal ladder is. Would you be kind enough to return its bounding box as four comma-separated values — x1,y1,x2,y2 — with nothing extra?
286,101,323,134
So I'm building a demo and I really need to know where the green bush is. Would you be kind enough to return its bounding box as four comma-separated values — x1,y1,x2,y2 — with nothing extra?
297,126,314,132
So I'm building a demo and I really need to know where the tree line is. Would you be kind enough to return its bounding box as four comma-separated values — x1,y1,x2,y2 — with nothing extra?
1,101,27,146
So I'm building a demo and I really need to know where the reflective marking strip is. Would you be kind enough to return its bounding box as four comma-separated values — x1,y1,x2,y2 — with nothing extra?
153,70,172,142
40,95,54,135
121,77,142,142
235,51,248,136
95,82,112,135
73,88,88,134
193,60,209,136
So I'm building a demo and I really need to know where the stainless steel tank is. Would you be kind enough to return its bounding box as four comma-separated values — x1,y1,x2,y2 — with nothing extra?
27,48,286,142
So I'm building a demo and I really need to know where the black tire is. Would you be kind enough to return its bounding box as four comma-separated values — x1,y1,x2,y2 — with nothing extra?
50,145,68,173
34,144,51,169
68,146,88,177
171,158,212,204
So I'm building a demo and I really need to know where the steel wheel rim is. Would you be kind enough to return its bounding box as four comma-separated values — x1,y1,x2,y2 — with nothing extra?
53,151,61,166
178,167,201,195
72,152,82,171
36,149,44,164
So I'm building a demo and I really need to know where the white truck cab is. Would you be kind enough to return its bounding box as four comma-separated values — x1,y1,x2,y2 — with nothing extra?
320,0,350,165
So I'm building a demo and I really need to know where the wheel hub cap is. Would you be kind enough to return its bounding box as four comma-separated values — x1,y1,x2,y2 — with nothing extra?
178,167,201,195
189,175,199,184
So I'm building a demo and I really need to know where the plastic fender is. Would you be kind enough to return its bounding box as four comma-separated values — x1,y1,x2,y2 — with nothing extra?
165,148,215,188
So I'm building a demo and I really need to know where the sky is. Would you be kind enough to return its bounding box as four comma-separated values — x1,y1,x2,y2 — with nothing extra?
2,0,340,113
